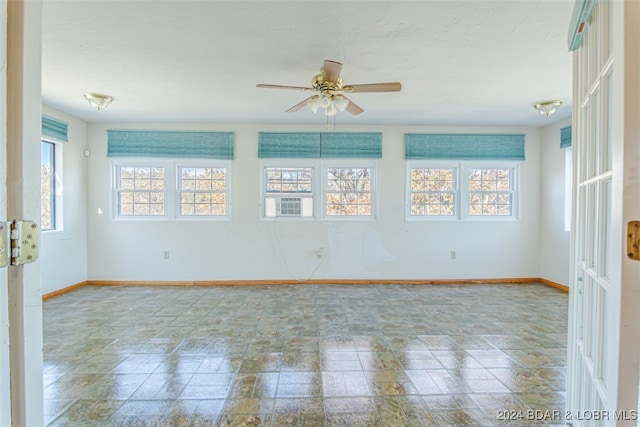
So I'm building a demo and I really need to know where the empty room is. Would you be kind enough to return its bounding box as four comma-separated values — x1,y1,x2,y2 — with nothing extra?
2,0,639,426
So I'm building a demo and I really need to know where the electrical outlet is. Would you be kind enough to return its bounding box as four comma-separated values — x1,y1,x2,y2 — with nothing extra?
450,251,456,259
163,251,170,259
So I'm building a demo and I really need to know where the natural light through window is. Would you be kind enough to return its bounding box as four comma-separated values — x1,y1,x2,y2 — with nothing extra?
467,168,514,216
409,167,456,217
264,167,314,218
179,167,227,216
41,141,56,230
325,167,373,217
117,166,166,216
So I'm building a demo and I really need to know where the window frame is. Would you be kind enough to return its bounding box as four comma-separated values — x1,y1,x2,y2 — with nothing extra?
175,160,231,221
322,160,377,221
405,161,520,222
111,159,231,221
460,161,519,221
405,161,459,221
260,160,317,221
41,139,63,232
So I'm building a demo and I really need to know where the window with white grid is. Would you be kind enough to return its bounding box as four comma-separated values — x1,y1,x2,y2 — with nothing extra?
263,166,314,218
465,166,516,217
325,166,374,217
113,161,231,220
116,166,166,216
406,162,518,221
408,166,457,217
179,167,228,216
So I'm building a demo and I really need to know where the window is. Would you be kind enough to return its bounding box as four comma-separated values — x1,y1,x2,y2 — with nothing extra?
325,166,374,217
466,167,515,216
41,141,57,230
116,166,166,216
263,167,314,218
408,166,457,217
179,167,228,216
407,162,518,220
112,161,230,220
260,162,376,220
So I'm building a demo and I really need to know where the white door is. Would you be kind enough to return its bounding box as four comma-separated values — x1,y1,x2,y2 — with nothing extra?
1,0,45,425
566,0,640,425
0,1,11,425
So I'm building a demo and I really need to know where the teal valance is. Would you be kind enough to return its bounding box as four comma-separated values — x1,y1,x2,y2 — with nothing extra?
320,132,382,158
257,132,321,158
258,132,382,159
42,115,68,143
107,130,234,159
405,133,525,161
560,126,572,149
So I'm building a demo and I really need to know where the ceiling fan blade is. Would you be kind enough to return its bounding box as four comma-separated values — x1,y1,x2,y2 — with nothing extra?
343,82,402,93
256,84,313,91
322,60,343,82
285,96,316,113
343,96,364,115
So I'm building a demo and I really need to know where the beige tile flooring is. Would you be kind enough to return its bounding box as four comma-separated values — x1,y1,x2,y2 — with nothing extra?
43,283,568,426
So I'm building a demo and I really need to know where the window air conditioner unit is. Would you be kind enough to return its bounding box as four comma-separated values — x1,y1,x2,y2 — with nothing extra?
276,197,302,216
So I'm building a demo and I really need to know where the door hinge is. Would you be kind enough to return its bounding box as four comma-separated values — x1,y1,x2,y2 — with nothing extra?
0,220,39,267
628,221,640,261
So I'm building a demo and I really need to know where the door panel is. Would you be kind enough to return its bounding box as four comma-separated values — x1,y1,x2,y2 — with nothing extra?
567,0,640,424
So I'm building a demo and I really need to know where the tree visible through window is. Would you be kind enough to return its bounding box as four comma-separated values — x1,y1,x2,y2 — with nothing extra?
468,168,513,216
179,167,227,216
325,167,372,216
41,141,56,230
409,167,456,216
263,167,313,218
117,166,165,216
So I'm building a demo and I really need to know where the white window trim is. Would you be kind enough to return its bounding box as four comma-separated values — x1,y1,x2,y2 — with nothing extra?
260,159,318,221
259,159,379,221
322,160,378,221
460,161,520,221
111,158,231,221
42,138,64,233
175,160,232,221
405,161,520,222
405,160,459,222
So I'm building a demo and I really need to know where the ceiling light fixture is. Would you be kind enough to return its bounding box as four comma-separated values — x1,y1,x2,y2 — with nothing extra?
83,93,113,111
534,100,563,117
307,93,349,116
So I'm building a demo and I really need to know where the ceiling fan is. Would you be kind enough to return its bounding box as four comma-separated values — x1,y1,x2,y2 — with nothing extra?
256,60,401,116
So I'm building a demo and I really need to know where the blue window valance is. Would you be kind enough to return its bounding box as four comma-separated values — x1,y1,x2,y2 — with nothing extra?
320,132,382,158
257,132,321,158
258,132,382,159
107,130,234,159
560,126,572,149
405,133,525,161
42,115,68,143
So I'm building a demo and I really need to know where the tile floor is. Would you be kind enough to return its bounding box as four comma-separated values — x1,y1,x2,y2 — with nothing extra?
43,284,568,426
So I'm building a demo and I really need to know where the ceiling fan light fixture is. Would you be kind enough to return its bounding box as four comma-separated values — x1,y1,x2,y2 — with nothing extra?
325,102,338,117
334,95,349,112
534,100,563,117
84,92,113,110
318,94,332,109
308,95,321,113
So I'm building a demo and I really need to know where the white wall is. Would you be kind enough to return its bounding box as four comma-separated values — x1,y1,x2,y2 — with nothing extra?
539,118,572,286
40,106,88,294
87,123,542,282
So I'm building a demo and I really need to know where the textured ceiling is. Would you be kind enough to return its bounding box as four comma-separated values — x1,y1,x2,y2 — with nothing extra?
42,0,575,127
